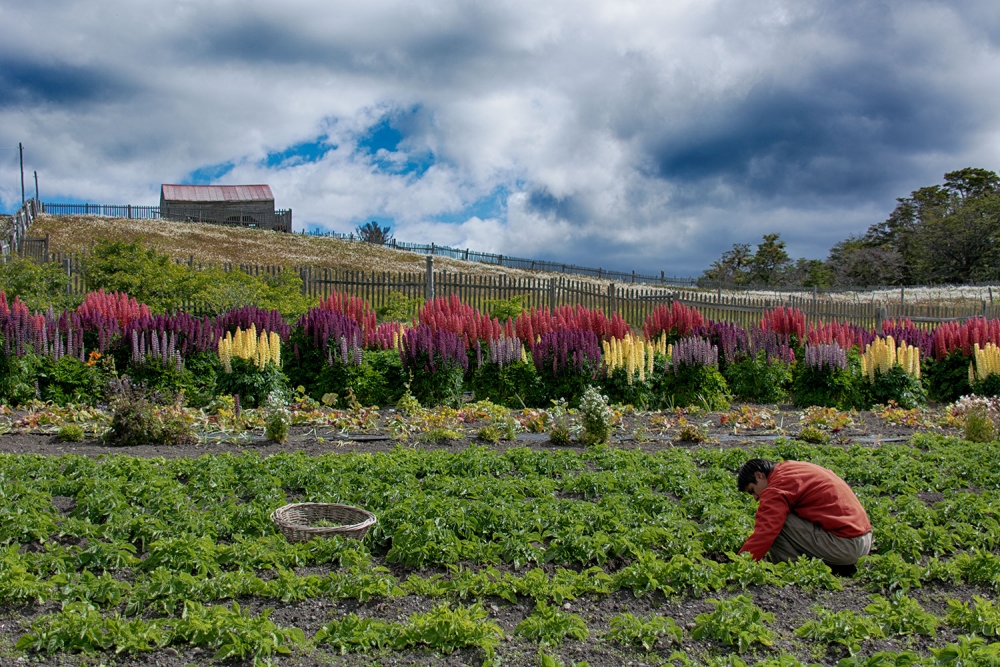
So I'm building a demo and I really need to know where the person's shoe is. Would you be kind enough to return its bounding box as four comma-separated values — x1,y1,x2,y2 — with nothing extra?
828,562,857,577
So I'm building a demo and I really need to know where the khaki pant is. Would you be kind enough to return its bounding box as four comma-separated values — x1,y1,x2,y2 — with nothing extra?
767,513,872,565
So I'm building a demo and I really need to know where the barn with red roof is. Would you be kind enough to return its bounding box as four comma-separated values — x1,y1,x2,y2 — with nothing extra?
159,184,292,232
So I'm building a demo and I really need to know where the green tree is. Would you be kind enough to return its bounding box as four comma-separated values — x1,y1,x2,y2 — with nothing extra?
749,233,792,286
701,243,752,285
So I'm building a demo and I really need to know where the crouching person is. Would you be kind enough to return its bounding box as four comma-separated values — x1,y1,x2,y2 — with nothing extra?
736,458,872,576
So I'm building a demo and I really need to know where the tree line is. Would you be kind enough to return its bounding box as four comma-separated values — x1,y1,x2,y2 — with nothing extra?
700,168,1000,288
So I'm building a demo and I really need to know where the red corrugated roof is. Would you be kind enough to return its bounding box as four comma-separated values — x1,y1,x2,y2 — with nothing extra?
161,184,274,202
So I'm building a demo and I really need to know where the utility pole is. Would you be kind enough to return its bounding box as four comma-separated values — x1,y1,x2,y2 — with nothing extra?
19,142,25,204
34,171,38,202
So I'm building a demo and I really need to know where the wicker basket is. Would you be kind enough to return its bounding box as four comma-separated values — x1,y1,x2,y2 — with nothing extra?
269,503,377,543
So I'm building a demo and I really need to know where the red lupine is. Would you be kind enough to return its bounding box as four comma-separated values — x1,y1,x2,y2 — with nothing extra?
318,292,377,343
76,290,151,328
418,294,503,345
760,307,806,341
806,320,875,352
931,317,1000,359
516,304,631,345
642,302,704,341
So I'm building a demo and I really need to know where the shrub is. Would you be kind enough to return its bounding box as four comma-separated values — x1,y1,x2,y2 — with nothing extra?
531,328,602,407
215,357,288,409
35,355,108,406
264,397,291,444
722,354,792,404
963,405,997,443
470,338,543,407
579,386,613,446
792,344,863,410
797,426,831,444
0,257,76,312
375,290,423,322
658,337,729,410
865,365,927,410
104,379,197,447
923,350,972,403
477,424,501,444
57,424,85,442
85,240,200,314
400,326,467,408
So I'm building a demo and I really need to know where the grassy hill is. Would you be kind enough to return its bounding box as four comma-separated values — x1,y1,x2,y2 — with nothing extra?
28,214,583,281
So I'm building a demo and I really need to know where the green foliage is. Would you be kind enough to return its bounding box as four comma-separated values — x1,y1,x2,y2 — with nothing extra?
194,265,312,319
864,591,938,637
865,366,926,410
923,351,973,403
659,362,730,410
286,347,405,407
600,366,656,410
16,601,169,655
124,353,218,408
791,351,864,410
0,350,43,405
264,402,290,443
578,386,612,445
173,600,305,662
485,295,525,322
35,355,108,406
57,423,85,442
375,290,423,322
691,594,776,652
215,357,288,408
84,239,311,316
515,600,589,645
400,603,503,657
964,405,997,443
420,428,464,443
0,256,76,312
408,360,465,408
797,426,831,444
314,613,397,653
605,613,682,651
931,635,1000,667
722,354,791,404
946,595,1000,636
470,359,544,407
477,424,501,444
104,381,197,447
85,240,200,313
795,607,884,655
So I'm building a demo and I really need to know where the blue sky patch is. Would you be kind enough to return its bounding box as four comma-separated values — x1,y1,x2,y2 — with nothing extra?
432,186,509,223
183,161,235,185
263,136,335,169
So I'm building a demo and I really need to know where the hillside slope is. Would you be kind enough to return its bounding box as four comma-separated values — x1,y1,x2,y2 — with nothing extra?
28,214,577,281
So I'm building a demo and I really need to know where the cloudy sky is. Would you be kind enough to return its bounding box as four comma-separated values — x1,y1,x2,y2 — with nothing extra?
2,0,999,276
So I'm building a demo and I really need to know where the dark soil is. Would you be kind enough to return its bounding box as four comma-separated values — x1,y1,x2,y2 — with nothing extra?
0,404,972,666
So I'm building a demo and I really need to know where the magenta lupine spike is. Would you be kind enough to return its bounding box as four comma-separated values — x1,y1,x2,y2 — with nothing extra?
400,324,468,376
670,336,718,372
804,343,848,371
531,327,600,378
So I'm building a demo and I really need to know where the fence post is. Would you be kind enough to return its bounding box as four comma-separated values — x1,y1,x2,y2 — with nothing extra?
548,278,557,315
425,255,435,301
608,283,617,315
875,306,887,333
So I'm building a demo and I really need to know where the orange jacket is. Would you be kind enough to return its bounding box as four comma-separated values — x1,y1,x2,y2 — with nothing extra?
738,460,872,561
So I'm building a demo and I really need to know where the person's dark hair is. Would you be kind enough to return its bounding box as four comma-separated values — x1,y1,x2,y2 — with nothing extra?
737,459,775,493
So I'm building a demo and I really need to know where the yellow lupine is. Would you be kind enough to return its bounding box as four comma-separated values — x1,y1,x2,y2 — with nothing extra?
860,336,920,383
217,324,282,372
971,343,1000,383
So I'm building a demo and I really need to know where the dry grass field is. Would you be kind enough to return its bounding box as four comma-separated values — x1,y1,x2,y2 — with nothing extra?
24,213,1000,308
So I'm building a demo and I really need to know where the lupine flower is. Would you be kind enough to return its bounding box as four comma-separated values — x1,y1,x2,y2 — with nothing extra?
76,290,150,328
531,326,601,377
518,305,631,345
669,336,718,371
216,306,291,341
760,307,806,340
804,343,848,372
400,324,469,374
643,302,704,341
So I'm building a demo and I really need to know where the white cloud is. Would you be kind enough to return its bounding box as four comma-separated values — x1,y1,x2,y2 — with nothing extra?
2,0,999,274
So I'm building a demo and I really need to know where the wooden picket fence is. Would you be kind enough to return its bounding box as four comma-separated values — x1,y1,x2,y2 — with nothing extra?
17,250,1000,330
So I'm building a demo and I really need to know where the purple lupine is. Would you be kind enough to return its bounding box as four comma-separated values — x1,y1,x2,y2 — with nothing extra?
804,342,848,372
489,336,524,368
296,309,363,353
881,325,933,360
216,306,291,341
400,324,469,375
670,336,719,372
120,312,221,357
531,327,601,377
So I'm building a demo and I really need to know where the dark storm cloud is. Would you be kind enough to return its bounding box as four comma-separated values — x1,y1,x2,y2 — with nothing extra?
649,64,969,207
0,57,136,109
